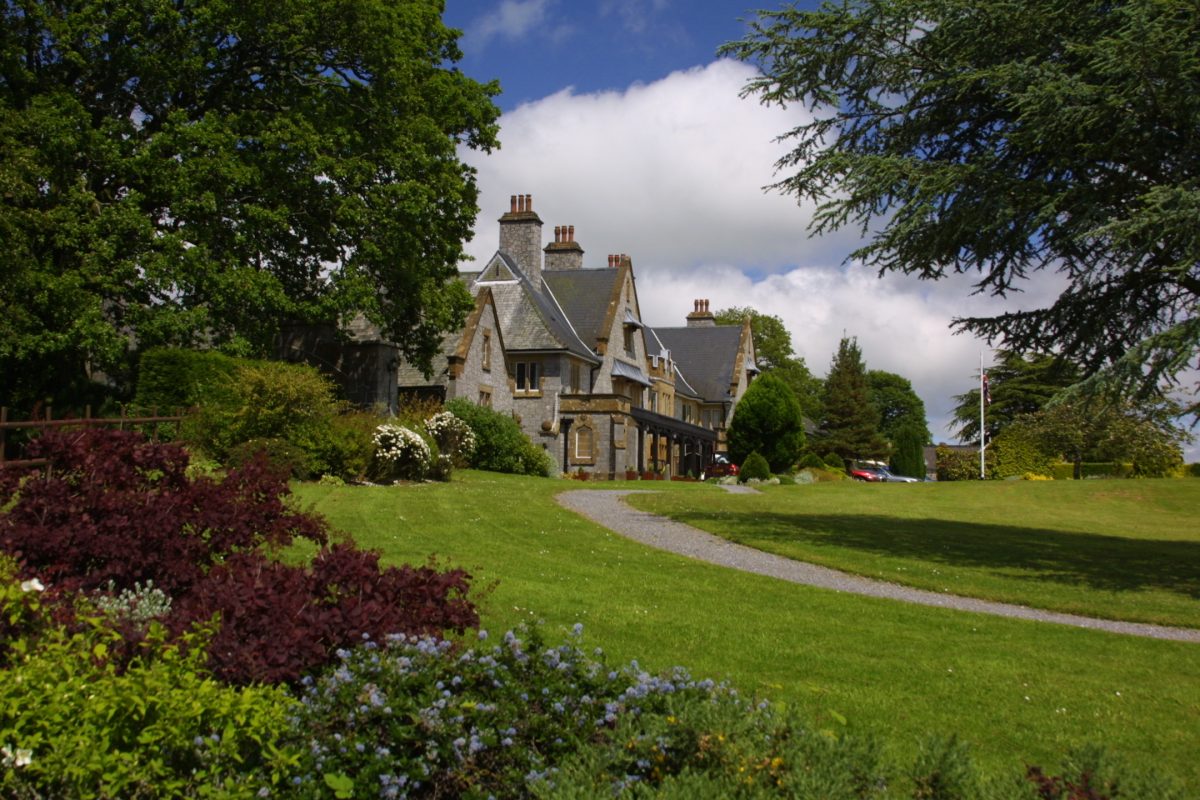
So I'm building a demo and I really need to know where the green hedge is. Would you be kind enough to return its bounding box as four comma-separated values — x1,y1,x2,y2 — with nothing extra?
134,347,239,411
1049,462,1132,480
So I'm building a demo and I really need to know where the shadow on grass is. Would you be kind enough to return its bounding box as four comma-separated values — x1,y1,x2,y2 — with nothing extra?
671,511,1200,599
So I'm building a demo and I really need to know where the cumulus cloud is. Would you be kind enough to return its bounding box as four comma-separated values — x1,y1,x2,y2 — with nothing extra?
458,59,1176,451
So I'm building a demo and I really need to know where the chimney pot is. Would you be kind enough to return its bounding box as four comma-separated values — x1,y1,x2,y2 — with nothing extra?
509,195,517,213
524,194,532,211
568,224,575,242
554,225,561,242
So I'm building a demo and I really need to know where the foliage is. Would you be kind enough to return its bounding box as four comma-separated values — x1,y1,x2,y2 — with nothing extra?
371,423,433,482
171,545,478,686
1014,399,1189,479
0,429,327,596
0,0,500,408
953,351,1080,444
797,453,826,470
445,399,553,477
817,338,889,460
889,424,928,479
425,411,477,468
723,0,1200,413
134,347,240,412
0,602,299,798
227,437,313,480
727,372,806,472
935,446,986,482
989,426,1056,480
1,429,477,686
867,370,930,445
739,452,772,483
92,580,173,630
286,625,888,800
715,306,823,421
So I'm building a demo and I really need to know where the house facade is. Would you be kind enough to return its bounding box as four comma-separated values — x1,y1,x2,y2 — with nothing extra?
285,194,759,478
434,194,759,478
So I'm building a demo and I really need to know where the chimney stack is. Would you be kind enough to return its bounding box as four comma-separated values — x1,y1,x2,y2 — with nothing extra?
544,222,584,270
687,298,716,327
499,192,544,286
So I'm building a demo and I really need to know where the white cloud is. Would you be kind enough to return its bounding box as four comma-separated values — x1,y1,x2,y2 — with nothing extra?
468,0,570,45
458,60,1191,454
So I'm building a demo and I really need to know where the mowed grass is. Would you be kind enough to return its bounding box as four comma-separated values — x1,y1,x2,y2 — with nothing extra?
293,474,1200,789
626,479,1200,629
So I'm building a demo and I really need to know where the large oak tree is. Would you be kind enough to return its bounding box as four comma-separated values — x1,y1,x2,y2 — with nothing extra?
724,0,1199,412
1,0,500,406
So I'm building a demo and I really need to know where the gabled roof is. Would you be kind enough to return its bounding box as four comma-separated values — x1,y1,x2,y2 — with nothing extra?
651,325,745,404
542,268,624,349
396,287,505,388
469,253,599,363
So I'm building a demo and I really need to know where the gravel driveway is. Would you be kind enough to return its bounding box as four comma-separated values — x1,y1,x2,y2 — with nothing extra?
556,489,1200,644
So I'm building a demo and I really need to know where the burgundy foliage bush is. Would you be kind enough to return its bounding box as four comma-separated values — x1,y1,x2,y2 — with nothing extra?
1,429,479,685
173,545,478,685
0,429,327,594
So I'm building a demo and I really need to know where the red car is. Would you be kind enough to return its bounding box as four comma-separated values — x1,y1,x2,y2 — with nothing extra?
849,466,885,482
702,454,739,480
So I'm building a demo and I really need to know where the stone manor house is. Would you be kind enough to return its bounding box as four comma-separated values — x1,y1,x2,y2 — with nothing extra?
279,195,759,479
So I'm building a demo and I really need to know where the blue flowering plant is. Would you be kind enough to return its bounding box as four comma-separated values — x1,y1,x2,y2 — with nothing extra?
285,624,766,799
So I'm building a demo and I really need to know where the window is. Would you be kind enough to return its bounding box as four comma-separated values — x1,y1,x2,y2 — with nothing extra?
623,326,635,357
516,361,540,394
570,363,582,393
478,387,492,408
481,329,492,371
574,425,594,461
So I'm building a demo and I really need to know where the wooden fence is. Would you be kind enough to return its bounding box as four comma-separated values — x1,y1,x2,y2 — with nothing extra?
0,406,186,469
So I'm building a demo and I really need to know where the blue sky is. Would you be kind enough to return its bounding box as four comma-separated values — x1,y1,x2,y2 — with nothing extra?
444,1,766,110
441,1,1196,459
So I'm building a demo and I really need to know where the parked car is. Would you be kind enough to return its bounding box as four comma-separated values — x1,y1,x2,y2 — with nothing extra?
702,454,739,480
875,467,920,483
850,464,919,483
848,466,885,482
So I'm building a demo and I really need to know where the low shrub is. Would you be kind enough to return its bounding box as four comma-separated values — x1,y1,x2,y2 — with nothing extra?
822,453,846,471
425,411,477,468
227,437,312,479
371,423,433,482
2,430,478,687
446,399,552,477
739,451,771,482
171,545,478,685
0,614,299,798
935,446,989,482
1048,462,1131,481
797,453,827,470
0,429,328,596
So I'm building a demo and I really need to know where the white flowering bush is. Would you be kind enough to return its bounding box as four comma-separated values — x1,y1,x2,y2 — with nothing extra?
371,424,432,482
425,411,476,468
93,580,172,628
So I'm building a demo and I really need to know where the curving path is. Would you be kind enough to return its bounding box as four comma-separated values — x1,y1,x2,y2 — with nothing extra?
555,489,1200,644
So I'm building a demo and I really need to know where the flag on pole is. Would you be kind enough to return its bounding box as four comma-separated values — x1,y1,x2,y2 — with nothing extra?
982,372,991,406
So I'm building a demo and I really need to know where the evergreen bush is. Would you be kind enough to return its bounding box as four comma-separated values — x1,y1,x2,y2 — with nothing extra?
727,373,806,472
445,399,552,477
798,452,826,470
739,451,771,482
990,426,1055,479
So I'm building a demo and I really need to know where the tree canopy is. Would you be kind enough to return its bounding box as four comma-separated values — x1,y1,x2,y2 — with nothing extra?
723,0,1200,411
0,0,500,407
727,371,806,473
714,306,823,421
952,350,1080,444
866,370,929,445
817,337,889,460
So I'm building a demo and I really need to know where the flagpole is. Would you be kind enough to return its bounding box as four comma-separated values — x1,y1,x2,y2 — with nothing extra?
979,352,985,480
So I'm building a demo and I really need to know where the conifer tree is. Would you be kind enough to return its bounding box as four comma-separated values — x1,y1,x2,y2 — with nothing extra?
817,337,889,461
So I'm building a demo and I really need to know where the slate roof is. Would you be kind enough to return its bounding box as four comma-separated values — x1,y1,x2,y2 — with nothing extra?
542,268,622,348
651,326,744,403
472,254,599,363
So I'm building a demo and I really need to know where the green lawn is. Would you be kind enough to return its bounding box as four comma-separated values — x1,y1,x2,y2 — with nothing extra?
626,479,1200,629
293,474,1200,789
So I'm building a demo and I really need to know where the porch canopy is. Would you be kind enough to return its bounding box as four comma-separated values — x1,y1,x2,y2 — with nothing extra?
629,407,717,476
